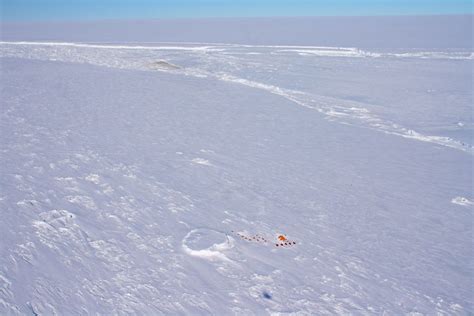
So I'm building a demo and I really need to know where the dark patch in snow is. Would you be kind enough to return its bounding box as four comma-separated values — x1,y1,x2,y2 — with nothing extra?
148,60,181,70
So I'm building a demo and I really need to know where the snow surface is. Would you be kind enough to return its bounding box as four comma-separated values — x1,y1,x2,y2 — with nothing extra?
0,18,473,315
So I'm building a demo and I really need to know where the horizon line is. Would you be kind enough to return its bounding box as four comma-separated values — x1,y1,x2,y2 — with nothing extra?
2,13,473,24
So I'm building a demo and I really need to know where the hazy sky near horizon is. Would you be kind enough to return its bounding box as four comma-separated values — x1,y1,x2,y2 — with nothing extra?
1,0,472,21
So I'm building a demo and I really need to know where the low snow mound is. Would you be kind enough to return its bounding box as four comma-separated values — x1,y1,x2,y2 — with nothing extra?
451,196,473,207
182,228,234,262
191,157,212,166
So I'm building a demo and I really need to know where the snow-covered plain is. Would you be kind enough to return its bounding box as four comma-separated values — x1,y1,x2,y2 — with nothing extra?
1,18,473,315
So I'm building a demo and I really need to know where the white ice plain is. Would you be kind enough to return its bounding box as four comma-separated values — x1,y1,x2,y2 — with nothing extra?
0,19,473,315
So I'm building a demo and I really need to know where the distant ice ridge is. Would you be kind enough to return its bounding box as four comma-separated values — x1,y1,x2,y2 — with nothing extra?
1,41,472,154
1,41,473,60
277,48,473,60
0,41,225,52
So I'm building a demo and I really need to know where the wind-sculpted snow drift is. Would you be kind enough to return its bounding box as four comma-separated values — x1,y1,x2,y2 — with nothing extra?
0,39,472,314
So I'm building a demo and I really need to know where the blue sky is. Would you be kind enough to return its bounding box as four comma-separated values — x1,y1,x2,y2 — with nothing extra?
1,0,472,21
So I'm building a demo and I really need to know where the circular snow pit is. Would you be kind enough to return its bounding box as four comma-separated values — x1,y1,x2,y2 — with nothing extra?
182,228,234,262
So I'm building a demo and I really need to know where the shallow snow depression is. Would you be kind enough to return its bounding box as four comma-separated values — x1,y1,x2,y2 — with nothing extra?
0,41,473,314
